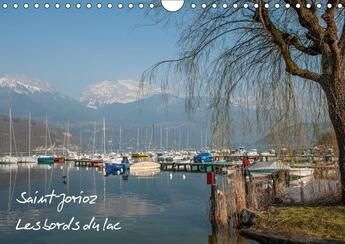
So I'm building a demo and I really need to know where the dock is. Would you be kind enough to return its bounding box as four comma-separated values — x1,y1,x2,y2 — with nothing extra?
69,159,103,167
159,162,240,174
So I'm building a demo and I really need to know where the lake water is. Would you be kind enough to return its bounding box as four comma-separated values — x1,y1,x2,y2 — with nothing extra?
0,163,255,244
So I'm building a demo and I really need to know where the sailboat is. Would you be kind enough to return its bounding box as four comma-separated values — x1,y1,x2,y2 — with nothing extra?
64,120,76,161
37,115,54,164
18,112,37,164
103,120,130,176
0,108,17,164
101,118,123,164
131,127,149,158
0,155,17,164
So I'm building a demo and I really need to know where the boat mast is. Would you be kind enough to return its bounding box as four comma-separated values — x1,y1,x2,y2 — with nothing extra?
47,118,53,155
152,124,155,150
166,127,168,150
205,129,208,149
103,117,106,155
9,108,12,157
119,124,122,152
45,114,48,155
92,121,96,155
178,127,181,151
28,112,31,157
67,120,70,153
200,130,203,150
79,122,82,153
145,127,148,151
186,131,189,150
148,124,154,151
160,125,162,150
137,127,139,152
62,135,66,155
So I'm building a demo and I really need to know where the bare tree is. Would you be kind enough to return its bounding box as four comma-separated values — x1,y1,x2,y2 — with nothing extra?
143,1,345,203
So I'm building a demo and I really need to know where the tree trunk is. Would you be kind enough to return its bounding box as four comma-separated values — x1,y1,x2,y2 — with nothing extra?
322,78,345,204
338,139,345,204
334,124,345,204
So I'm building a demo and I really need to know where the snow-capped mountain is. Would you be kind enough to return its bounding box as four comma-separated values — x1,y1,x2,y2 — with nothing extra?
0,74,56,95
0,74,92,122
0,74,255,145
80,80,161,109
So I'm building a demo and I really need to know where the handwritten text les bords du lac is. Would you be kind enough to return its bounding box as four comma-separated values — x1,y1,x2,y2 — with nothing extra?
15,190,122,231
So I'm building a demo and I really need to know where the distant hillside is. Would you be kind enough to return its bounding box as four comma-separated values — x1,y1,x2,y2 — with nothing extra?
0,74,259,149
80,80,160,108
0,74,95,122
0,115,78,155
255,123,333,149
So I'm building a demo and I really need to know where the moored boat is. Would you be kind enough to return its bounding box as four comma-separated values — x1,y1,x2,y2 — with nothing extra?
289,167,314,177
131,152,149,158
17,156,36,164
37,156,54,164
130,161,160,173
0,156,18,164
232,146,246,157
193,152,213,163
90,158,103,167
248,160,289,175
104,156,130,176
247,149,258,157
54,156,65,163
193,152,213,172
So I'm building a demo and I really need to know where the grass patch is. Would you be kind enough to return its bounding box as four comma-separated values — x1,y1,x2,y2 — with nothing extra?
254,205,345,240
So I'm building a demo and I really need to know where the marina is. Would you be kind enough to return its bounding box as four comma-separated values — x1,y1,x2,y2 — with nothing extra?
0,146,336,178
0,84,341,242
1,2,344,241
0,149,338,243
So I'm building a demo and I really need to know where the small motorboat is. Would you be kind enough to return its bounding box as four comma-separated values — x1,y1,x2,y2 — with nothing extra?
193,152,213,172
0,156,18,164
54,156,65,163
90,158,103,167
17,156,37,164
232,147,246,157
289,167,314,177
193,152,213,163
104,157,130,176
247,149,258,157
130,161,160,176
104,163,124,174
131,152,149,158
37,155,54,164
248,160,289,175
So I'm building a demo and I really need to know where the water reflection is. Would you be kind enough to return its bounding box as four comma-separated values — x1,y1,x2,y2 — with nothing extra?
0,163,254,243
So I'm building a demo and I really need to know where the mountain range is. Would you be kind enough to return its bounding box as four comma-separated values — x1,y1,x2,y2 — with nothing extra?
80,80,161,109
0,75,192,124
0,74,257,149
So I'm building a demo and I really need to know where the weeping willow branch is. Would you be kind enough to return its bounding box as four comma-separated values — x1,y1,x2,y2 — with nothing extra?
141,0,344,150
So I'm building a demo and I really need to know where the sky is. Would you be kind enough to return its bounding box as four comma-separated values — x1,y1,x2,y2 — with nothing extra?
0,1,180,97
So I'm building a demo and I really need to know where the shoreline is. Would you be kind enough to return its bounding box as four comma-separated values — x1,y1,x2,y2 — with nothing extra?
240,229,344,244
239,205,345,243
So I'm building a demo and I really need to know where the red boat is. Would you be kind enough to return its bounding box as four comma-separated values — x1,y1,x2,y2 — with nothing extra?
54,156,65,163
90,159,103,167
